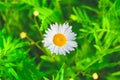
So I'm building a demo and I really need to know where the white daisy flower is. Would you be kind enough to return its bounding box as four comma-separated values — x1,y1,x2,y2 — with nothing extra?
42,23,77,55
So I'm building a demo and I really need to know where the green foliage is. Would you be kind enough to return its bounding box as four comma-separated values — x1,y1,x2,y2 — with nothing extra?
0,0,120,80
0,29,43,80
0,1,8,10
0,28,27,79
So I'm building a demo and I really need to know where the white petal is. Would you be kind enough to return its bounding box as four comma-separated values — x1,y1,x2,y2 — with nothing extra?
45,29,56,37
65,32,76,40
45,28,51,34
58,24,62,32
48,44,55,53
64,26,72,34
67,41,77,47
53,46,59,54
59,47,65,54
60,23,70,33
61,46,70,53
50,23,59,33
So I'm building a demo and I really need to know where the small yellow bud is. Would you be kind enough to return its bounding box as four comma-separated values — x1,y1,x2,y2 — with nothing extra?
33,10,39,17
69,78,74,80
20,32,27,39
92,72,99,80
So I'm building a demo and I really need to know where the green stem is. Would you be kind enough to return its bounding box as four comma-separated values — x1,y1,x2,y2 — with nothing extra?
26,36,45,54
34,16,43,39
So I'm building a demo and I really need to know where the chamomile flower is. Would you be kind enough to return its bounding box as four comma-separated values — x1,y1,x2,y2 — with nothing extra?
42,23,77,55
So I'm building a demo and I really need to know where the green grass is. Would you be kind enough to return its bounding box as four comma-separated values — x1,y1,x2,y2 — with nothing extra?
0,0,120,80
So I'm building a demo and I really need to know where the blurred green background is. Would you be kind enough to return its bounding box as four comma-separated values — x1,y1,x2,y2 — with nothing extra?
0,0,120,80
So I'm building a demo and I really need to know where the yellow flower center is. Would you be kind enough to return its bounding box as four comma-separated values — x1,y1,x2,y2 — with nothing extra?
53,33,66,47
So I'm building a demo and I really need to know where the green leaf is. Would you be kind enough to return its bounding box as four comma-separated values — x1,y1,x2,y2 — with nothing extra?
0,1,8,10
43,77,49,80
94,45,101,51
111,71,120,76
8,68,19,80
40,55,54,62
55,64,64,80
